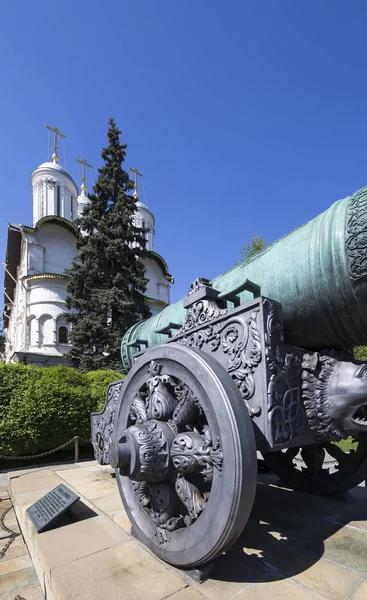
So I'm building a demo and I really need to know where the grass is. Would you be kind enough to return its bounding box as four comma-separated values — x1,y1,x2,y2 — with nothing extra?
332,437,358,452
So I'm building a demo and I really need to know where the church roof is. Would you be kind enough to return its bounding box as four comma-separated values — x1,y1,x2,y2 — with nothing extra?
24,215,78,236
146,250,174,282
136,200,154,220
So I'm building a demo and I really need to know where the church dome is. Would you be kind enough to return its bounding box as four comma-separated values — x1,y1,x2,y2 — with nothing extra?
31,161,77,186
31,161,78,226
133,200,155,251
136,200,151,212
77,189,91,217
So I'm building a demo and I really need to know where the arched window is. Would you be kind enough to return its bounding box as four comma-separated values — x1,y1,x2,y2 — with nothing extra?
141,219,149,247
39,314,53,346
58,326,68,344
27,315,37,346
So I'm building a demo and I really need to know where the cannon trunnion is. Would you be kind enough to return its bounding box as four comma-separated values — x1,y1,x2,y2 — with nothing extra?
91,277,367,568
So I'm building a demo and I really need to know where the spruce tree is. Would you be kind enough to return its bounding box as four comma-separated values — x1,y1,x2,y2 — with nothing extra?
66,118,150,370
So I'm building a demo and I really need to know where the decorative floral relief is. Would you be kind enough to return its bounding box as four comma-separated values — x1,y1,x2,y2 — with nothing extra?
175,476,208,525
177,310,262,415
177,298,228,335
346,188,367,280
92,380,124,464
264,299,305,445
171,425,223,482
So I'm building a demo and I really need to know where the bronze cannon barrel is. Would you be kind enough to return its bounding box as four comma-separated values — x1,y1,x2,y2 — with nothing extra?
122,185,367,369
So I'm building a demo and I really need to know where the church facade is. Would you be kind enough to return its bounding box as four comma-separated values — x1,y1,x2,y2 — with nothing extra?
3,140,173,366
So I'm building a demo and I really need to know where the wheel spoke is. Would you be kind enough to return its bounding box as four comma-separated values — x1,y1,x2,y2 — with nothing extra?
324,443,350,469
264,435,367,495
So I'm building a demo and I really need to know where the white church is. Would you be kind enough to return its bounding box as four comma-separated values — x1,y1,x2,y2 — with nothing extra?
3,128,173,366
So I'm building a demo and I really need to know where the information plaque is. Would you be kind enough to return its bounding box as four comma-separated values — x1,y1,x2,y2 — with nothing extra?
26,484,80,533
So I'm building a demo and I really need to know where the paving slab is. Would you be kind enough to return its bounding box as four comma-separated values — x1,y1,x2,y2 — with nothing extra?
0,566,40,600
166,587,208,600
7,460,367,600
3,586,44,600
50,541,186,600
233,579,326,599
348,577,367,599
318,526,367,572
0,535,28,562
0,554,32,576
113,509,133,534
10,473,60,494
31,512,130,572
293,560,363,599
91,490,125,516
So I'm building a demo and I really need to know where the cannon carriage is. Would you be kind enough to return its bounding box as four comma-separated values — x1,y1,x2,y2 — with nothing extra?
91,185,367,568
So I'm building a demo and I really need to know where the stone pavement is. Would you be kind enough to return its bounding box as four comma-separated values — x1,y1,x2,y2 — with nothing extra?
2,460,367,600
0,484,43,600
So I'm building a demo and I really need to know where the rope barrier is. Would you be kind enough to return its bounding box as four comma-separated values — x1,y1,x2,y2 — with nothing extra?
0,436,92,462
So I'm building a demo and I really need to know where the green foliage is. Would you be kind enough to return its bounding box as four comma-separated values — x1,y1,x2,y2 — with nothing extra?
354,347,367,361
86,369,124,412
240,235,267,262
0,364,123,456
66,118,150,371
333,437,358,452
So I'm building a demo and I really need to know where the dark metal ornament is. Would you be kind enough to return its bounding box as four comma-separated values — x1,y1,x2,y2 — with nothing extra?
112,343,257,568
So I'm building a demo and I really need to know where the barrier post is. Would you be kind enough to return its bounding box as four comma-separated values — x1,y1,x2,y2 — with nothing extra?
74,436,80,463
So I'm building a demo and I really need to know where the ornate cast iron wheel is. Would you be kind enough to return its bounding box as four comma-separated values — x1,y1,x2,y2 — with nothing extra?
263,435,367,495
111,343,257,568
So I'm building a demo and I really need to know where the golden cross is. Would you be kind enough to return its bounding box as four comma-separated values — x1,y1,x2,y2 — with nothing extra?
46,125,65,164
76,157,93,194
129,167,143,200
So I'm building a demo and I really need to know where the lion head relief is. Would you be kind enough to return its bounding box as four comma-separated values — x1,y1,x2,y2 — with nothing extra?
302,351,367,441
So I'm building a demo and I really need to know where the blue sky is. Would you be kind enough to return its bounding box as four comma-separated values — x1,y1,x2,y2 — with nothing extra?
1,1,367,303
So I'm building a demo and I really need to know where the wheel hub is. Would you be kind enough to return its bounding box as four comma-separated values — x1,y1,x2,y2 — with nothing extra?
109,419,176,483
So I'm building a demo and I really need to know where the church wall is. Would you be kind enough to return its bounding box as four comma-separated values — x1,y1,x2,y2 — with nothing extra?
27,279,70,352
5,259,27,361
34,224,76,275
143,257,170,304
148,303,166,317
28,282,68,305
28,243,45,274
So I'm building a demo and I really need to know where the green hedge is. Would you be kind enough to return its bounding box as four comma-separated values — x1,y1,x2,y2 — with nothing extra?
86,370,125,412
0,364,124,456
354,347,367,361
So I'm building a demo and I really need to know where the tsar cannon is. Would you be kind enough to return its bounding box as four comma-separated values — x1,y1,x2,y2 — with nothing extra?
91,185,367,569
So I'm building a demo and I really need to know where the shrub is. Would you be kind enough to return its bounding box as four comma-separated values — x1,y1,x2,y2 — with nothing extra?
354,347,367,361
0,364,124,456
86,369,125,412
